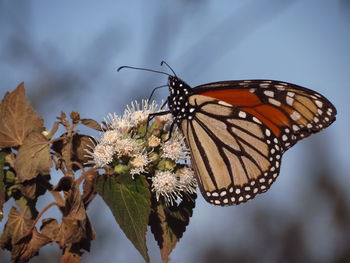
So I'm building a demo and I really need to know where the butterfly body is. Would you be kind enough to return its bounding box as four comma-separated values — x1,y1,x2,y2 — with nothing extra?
167,76,193,124
167,77,337,206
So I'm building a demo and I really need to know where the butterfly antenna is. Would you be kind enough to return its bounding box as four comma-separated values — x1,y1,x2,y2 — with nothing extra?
148,84,168,103
160,61,177,76
160,99,168,109
117,66,171,77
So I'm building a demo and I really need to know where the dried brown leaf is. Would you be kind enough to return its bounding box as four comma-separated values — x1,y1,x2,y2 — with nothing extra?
0,83,44,148
16,228,51,262
82,170,97,207
72,134,95,167
40,218,60,241
47,121,59,139
0,207,34,250
54,184,95,253
51,134,95,170
81,118,103,131
56,215,95,251
20,175,52,200
57,216,85,247
64,185,86,220
21,182,37,200
14,131,52,182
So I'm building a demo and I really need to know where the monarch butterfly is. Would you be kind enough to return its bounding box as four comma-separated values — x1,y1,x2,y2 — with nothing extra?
118,62,337,206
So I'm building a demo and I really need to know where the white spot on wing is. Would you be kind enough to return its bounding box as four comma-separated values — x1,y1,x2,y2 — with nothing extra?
290,111,301,121
315,100,323,107
286,96,294,106
264,90,274,97
253,117,262,124
292,125,300,131
218,100,232,107
260,83,270,88
265,129,271,136
239,111,247,118
268,98,281,106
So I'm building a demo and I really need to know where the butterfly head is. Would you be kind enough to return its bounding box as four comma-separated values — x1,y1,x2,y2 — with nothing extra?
168,76,190,95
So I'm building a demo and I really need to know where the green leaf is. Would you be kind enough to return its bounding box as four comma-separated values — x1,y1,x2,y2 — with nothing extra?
149,193,197,263
95,174,151,263
0,152,5,221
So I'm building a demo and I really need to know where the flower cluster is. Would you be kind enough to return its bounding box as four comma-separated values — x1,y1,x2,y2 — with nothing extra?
87,100,197,206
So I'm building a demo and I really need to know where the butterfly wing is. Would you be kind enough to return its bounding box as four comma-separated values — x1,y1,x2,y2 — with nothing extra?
180,80,336,206
194,80,337,152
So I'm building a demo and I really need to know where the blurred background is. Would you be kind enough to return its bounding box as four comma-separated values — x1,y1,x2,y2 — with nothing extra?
0,0,349,262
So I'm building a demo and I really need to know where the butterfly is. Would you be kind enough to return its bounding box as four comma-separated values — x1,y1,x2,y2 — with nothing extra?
118,62,337,206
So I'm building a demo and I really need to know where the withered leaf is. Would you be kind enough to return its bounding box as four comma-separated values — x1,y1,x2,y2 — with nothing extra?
82,170,97,207
79,216,96,252
20,174,52,200
40,218,60,241
56,216,85,247
81,118,103,131
0,206,34,249
15,228,51,262
14,131,52,182
63,184,86,221
95,174,151,263
149,193,197,262
51,133,96,170
0,152,5,221
55,215,95,251
0,83,44,148
71,134,95,166
21,182,37,201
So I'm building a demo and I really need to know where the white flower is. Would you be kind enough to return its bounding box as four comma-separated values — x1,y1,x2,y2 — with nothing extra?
148,135,161,148
91,144,114,166
130,152,150,177
151,171,182,206
105,113,132,135
125,100,160,126
177,167,197,194
114,138,140,157
161,129,189,161
101,130,120,145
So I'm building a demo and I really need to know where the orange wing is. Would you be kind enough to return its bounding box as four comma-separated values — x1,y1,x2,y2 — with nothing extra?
196,80,336,152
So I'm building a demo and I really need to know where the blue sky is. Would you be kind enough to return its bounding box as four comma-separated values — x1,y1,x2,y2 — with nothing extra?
0,0,349,262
